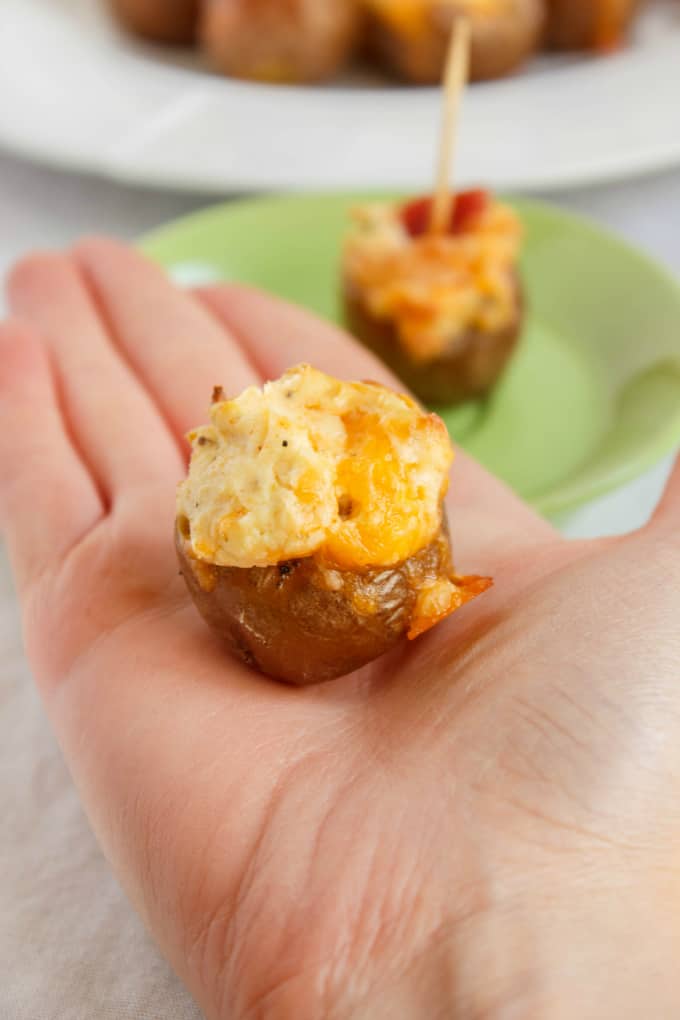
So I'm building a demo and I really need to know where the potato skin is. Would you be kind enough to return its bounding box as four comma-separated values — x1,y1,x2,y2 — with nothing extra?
545,0,639,50
367,0,545,84
109,0,200,44
177,519,461,684
343,272,523,406
199,0,361,84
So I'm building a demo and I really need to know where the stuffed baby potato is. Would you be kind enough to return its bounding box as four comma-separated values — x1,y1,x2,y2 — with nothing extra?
108,0,200,44
176,366,491,684
342,190,524,406
200,0,362,84
545,0,640,51
364,0,545,83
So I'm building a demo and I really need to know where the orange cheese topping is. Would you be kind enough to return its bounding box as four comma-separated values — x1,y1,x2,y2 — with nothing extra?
177,365,453,570
323,408,448,568
343,197,522,364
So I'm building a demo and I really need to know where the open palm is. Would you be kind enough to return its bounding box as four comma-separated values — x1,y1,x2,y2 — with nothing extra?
1,242,679,1020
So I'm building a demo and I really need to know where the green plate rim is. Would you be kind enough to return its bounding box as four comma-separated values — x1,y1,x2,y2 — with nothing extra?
140,192,680,518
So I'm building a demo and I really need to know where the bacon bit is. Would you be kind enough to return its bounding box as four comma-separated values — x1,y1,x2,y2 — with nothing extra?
452,189,491,232
401,196,433,237
401,189,490,239
408,573,492,640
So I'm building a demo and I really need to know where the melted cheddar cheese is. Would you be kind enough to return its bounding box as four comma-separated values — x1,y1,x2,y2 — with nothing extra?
344,197,522,363
177,365,453,570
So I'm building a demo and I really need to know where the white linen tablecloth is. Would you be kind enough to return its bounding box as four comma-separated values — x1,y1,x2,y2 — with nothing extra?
1,150,679,1019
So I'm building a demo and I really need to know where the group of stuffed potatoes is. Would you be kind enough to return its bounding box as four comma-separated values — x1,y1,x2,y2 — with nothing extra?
110,0,644,85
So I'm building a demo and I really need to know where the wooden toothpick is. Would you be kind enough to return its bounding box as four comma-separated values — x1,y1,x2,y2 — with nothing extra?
429,17,471,235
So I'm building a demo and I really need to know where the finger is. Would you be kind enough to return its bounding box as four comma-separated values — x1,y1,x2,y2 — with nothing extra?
74,239,259,441
8,253,182,502
0,321,101,595
199,281,397,385
199,284,558,561
649,452,680,539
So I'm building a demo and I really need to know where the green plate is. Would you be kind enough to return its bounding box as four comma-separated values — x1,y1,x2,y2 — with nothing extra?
142,194,680,517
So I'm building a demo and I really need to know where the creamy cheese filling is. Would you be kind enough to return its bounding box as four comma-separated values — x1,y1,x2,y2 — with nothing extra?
343,198,522,363
177,365,453,570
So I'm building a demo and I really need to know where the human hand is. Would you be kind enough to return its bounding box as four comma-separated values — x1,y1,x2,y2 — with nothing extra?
1,241,679,1019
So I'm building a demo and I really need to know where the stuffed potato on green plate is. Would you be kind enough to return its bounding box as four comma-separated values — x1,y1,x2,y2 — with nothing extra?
142,193,680,517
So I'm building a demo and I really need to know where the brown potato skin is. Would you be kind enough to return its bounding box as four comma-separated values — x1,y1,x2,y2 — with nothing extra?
109,0,200,44
199,0,361,84
544,0,639,50
367,0,545,84
343,273,523,406
177,519,457,684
